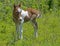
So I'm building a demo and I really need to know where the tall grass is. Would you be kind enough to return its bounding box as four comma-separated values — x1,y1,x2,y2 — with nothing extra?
0,10,60,46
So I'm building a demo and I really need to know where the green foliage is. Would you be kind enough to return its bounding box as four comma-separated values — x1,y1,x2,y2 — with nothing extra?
0,0,60,46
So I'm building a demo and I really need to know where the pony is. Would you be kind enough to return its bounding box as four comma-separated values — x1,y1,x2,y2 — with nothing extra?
13,3,41,40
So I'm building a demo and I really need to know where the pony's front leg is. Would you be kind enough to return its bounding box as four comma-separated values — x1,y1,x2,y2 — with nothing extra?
19,20,24,40
15,24,19,41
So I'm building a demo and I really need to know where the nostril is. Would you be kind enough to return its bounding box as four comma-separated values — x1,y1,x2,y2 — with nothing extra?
19,19,22,21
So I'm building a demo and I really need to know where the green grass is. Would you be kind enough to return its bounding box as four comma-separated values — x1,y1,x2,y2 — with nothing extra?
0,10,60,46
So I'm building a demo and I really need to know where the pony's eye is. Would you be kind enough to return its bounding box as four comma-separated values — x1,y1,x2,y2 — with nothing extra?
16,11,19,15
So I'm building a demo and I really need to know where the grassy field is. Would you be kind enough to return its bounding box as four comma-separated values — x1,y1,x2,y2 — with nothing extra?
0,9,60,46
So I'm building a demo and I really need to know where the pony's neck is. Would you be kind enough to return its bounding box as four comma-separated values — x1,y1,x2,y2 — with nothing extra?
21,9,29,18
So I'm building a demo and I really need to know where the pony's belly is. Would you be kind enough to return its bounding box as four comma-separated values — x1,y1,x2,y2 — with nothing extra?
24,16,30,22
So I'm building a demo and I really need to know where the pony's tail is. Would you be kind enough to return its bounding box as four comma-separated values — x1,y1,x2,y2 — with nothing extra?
37,14,42,18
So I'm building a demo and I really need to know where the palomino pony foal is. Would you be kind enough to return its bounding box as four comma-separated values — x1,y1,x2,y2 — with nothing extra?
13,4,41,40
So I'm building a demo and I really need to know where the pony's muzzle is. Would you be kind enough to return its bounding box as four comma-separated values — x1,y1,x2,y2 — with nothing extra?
19,17,22,21
19,17,24,23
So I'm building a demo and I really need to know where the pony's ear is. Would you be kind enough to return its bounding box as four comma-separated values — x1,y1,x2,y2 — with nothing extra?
19,3,21,7
14,4,16,8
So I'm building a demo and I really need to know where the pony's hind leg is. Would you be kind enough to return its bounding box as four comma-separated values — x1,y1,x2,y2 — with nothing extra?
31,20,38,38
